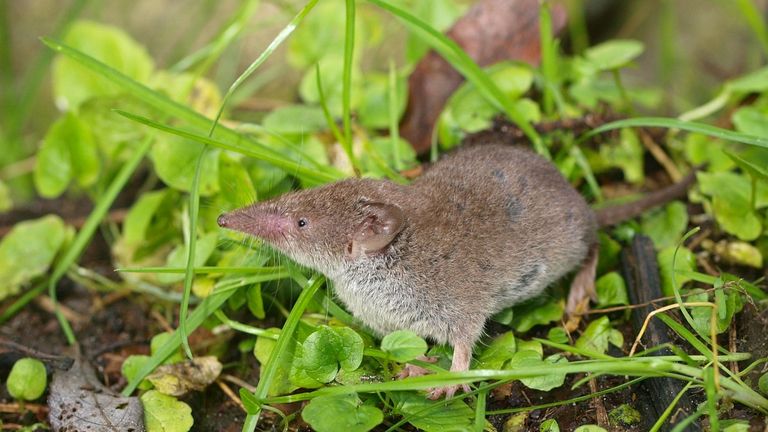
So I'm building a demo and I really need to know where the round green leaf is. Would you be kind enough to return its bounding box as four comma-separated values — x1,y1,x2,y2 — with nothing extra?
733,106,768,138
34,113,98,198
149,138,219,196
595,272,629,307
640,201,689,249
301,326,343,382
758,371,768,395
302,393,383,432
657,246,697,298
380,330,427,362
121,355,154,391
0,215,67,301
574,426,608,432
7,358,47,401
141,390,193,432
540,419,561,432
334,327,364,371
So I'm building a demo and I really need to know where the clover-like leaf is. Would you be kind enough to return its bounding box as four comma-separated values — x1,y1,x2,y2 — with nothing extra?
300,326,365,383
302,393,383,432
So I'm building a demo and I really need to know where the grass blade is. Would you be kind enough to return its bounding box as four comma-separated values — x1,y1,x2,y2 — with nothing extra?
114,109,342,184
170,0,260,73
582,116,768,148
47,136,153,344
116,266,286,274
341,0,358,170
367,0,546,157
209,0,319,136
41,38,341,185
178,148,206,359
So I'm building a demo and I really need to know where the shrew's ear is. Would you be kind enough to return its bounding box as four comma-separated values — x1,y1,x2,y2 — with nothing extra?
348,202,404,257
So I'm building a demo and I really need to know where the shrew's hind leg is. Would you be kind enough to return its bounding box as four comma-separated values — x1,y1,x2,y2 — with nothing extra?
427,339,474,400
566,243,599,316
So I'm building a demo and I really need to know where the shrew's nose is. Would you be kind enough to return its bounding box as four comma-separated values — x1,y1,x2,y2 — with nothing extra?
217,213,229,228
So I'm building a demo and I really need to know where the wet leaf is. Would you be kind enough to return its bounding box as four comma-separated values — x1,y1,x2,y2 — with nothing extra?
595,272,629,307
640,201,689,249
0,215,68,301
381,330,428,362
335,327,365,371
53,20,154,110
147,356,222,397
142,390,193,432
302,393,383,432
300,326,364,383
7,358,47,401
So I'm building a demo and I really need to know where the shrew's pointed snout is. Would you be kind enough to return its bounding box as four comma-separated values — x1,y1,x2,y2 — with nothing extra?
217,212,230,228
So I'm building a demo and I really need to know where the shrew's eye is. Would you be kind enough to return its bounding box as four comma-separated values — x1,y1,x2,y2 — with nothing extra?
297,218,308,228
